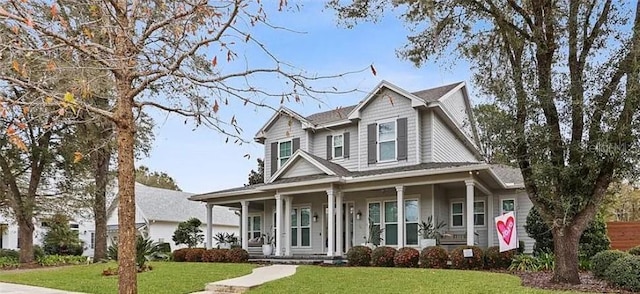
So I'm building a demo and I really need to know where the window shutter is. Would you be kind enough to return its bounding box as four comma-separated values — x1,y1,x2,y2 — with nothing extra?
292,138,300,153
344,132,350,158
397,118,408,160
326,135,333,160
367,123,377,164
270,142,278,175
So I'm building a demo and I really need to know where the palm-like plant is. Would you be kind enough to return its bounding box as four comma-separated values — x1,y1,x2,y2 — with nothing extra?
107,235,162,271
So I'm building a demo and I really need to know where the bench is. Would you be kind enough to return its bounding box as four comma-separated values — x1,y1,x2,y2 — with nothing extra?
440,233,467,245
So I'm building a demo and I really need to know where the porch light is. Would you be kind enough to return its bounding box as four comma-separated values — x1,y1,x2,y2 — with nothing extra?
313,213,318,222
356,210,362,220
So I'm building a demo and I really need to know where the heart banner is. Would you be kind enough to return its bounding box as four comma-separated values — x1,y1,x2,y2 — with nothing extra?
495,211,517,252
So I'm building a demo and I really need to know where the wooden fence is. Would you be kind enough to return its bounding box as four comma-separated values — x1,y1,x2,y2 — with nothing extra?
607,222,640,250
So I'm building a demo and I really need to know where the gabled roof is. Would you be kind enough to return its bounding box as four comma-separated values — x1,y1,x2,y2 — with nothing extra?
348,80,429,120
254,107,312,143
268,150,351,183
108,183,238,226
306,105,356,126
412,82,463,103
490,165,524,186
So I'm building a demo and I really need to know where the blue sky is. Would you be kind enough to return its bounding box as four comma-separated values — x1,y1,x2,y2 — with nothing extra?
138,1,473,193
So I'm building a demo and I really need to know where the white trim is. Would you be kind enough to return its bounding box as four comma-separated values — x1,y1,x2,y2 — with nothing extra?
276,139,293,169
254,107,312,142
450,200,464,228
500,197,517,215
347,80,427,120
268,150,337,183
436,82,466,103
366,196,420,247
487,195,494,246
415,109,421,164
332,133,344,159
430,106,483,160
290,205,312,248
344,164,490,183
247,214,263,241
473,199,486,228
404,197,420,246
377,118,398,163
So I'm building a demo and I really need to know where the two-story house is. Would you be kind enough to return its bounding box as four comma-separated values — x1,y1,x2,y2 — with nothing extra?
190,80,534,257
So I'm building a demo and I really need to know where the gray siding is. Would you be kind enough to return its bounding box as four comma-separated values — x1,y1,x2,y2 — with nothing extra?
281,159,323,178
358,89,417,171
440,89,474,140
310,125,359,171
491,191,534,253
432,114,477,162
421,110,433,162
264,114,307,182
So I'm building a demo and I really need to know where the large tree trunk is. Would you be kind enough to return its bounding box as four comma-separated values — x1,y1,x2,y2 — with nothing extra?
116,116,136,293
93,145,111,261
551,226,582,284
17,215,34,263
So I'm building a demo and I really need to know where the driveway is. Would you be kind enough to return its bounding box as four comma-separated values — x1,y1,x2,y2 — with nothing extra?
0,282,84,294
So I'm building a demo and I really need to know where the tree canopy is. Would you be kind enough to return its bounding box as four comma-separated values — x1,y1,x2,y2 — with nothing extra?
135,166,181,191
246,158,264,186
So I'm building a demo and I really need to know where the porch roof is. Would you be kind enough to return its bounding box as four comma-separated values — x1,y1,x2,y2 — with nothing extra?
190,162,524,202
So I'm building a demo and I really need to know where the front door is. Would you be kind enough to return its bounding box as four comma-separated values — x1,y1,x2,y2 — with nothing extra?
323,202,355,254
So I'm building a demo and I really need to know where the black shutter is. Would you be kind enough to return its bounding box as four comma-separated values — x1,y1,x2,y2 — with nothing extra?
367,123,377,164
326,135,333,160
397,118,408,160
344,132,350,158
292,138,300,153
270,142,278,175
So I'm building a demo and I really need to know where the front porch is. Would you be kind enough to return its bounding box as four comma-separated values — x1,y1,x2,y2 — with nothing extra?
196,168,518,257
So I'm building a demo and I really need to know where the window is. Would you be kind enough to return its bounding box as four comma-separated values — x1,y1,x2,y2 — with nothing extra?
405,200,419,245
451,202,464,227
368,203,381,245
291,207,311,247
333,134,343,158
378,121,396,161
474,201,485,226
501,199,516,214
384,201,398,245
247,215,262,240
278,140,292,167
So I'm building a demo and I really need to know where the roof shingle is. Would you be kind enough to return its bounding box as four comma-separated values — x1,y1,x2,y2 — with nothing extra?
411,82,462,103
305,105,356,126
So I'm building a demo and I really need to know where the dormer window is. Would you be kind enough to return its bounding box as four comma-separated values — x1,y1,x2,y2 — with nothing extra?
333,134,343,159
378,120,396,162
278,140,292,167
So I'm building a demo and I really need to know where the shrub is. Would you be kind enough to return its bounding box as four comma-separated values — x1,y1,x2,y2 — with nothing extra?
172,248,189,262
603,255,640,292
509,255,540,272
185,248,206,262
394,247,420,268
0,249,19,260
420,246,449,269
484,246,516,269
371,246,396,267
591,250,630,278
579,252,592,271
203,249,228,262
33,245,45,260
36,255,87,266
450,246,484,270
525,207,610,258
172,217,204,248
226,248,249,263
628,245,640,256
0,256,19,268
346,246,372,266
536,252,555,271
157,242,171,253
42,214,84,256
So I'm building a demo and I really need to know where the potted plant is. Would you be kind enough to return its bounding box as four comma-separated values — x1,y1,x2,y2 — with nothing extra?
213,232,232,249
362,218,384,249
261,228,275,256
418,216,446,249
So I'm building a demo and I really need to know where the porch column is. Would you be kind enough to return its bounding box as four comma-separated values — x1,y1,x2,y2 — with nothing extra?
327,189,335,257
241,201,249,250
206,203,213,249
396,186,405,247
465,180,475,246
275,194,283,256
487,194,494,246
284,196,292,256
335,191,343,256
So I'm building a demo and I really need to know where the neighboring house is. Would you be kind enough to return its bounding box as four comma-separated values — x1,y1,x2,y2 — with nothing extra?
106,183,239,250
190,80,534,257
0,214,96,257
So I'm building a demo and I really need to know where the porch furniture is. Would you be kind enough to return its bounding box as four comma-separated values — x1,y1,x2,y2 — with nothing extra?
439,233,467,245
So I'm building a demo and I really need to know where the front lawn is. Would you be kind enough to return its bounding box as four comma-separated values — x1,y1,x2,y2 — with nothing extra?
250,266,575,294
0,262,254,294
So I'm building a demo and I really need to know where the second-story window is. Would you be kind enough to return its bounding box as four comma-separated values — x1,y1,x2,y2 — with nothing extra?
333,134,343,158
278,140,292,167
378,121,396,162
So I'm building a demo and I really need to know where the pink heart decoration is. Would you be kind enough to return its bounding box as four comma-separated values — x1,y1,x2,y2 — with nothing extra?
497,216,515,245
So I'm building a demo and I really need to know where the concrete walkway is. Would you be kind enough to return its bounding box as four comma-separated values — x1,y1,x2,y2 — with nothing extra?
194,265,298,294
0,282,84,294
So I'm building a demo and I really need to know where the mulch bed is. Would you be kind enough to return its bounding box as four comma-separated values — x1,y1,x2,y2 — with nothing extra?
516,271,634,293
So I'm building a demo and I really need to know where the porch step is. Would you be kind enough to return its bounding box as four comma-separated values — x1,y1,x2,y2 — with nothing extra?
248,255,345,265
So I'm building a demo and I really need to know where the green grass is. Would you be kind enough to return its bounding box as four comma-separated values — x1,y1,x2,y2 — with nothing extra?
0,262,255,294
250,266,575,294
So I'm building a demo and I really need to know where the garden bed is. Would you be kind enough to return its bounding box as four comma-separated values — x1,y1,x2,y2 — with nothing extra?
517,271,635,293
